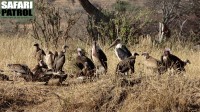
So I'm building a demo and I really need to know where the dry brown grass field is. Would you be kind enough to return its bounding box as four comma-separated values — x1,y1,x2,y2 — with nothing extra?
0,34,200,112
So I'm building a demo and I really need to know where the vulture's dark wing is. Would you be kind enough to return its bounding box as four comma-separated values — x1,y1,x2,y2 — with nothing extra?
41,49,46,56
86,57,95,70
55,56,65,71
170,54,182,63
7,64,30,74
75,63,84,70
75,56,85,70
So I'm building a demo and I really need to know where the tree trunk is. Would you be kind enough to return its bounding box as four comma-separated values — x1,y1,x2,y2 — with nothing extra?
158,22,171,43
78,0,109,22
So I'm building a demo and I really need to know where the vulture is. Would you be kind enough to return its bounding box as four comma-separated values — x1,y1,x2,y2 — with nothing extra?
75,48,95,70
32,60,48,81
32,60,67,85
33,43,46,62
82,62,96,80
161,48,191,72
116,52,139,77
7,64,33,81
54,45,68,72
45,51,54,70
75,48,95,78
38,72,68,85
53,51,58,70
142,52,165,74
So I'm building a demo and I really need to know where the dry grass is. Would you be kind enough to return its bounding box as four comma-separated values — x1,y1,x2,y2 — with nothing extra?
0,35,200,112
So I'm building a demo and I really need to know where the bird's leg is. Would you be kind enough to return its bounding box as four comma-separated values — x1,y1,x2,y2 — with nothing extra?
115,72,120,86
95,67,99,79
14,72,20,81
13,72,17,82
57,78,62,86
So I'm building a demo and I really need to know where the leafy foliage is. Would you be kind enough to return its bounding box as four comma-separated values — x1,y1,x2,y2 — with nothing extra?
112,0,131,12
86,6,153,45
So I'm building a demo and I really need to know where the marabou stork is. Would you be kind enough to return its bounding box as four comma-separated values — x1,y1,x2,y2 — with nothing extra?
108,38,132,61
92,41,107,73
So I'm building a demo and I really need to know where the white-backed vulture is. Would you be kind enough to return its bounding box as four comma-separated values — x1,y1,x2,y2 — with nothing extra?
33,43,46,62
54,45,68,72
45,51,54,70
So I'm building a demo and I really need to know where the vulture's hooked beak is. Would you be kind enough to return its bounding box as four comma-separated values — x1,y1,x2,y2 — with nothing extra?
142,52,151,56
141,52,147,56
134,52,139,56
63,45,69,50
33,43,39,47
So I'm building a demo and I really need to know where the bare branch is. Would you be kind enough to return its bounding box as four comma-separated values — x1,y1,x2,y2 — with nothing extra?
31,1,81,48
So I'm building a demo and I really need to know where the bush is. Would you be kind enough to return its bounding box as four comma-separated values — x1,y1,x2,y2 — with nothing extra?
86,7,152,45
